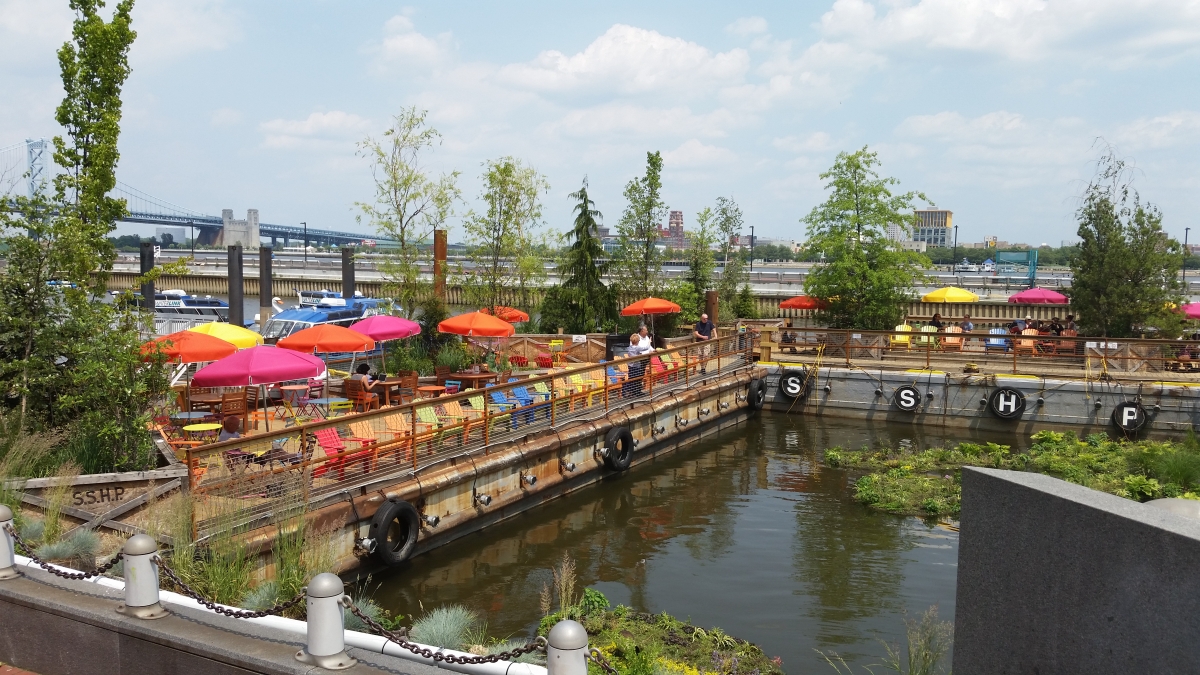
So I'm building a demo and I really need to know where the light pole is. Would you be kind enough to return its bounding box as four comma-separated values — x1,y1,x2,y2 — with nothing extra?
1185,227,1191,294
749,225,755,272
951,225,959,274
301,221,307,265
189,219,194,257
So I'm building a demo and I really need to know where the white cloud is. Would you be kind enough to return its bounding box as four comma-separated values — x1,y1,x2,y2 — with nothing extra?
377,15,452,66
542,103,738,140
727,17,769,37
259,111,371,149
817,0,1200,62
663,139,737,168
497,24,749,95
1115,111,1200,149
773,132,837,154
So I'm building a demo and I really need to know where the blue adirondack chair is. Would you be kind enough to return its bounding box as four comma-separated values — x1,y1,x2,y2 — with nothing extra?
985,328,1011,353
488,391,521,428
512,386,550,421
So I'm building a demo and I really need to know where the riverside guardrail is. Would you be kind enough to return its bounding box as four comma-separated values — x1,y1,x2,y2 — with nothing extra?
2,526,601,675
180,332,755,540
765,325,1200,376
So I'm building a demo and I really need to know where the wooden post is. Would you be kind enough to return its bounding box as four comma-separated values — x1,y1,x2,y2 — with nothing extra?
705,290,718,327
846,330,852,367
433,229,447,300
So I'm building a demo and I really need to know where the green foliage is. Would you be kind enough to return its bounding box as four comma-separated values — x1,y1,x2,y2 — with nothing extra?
802,147,931,330
461,157,549,314
661,281,701,331
579,587,611,616
32,528,100,568
538,178,618,333
613,152,668,298
734,285,758,320
881,606,953,675
411,604,480,649
830,429,1200,516
1068,149,1184,337
682,207,716,319
357,107,461,319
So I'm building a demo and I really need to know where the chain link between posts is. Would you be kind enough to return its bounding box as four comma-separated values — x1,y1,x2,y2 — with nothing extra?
343,597,548,664
588,647,620,675
4,523,123,580
153,556,307,619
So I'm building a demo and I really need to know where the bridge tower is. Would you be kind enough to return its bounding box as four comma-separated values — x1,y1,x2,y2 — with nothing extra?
217,208,260,248
25,138,47,199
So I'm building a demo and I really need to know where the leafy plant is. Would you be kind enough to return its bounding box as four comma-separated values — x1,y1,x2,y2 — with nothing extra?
579,587,611,616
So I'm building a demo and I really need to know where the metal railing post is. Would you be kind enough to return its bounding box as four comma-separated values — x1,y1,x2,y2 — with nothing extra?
0,505,17,579
296,573,356,670
117,534,168,619
547,619,589,675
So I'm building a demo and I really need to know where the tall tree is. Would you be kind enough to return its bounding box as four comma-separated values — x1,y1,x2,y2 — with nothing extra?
51,0,137,288
682,207,716,316
0,0,168,472
357,107,461,317
802,146,931,330
460,157,548,315
1068,150,1183,337
539,178,617,333
613,151,667,297
713,196,747,320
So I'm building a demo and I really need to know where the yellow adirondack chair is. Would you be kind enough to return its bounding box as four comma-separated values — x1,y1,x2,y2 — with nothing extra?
889,324,912,350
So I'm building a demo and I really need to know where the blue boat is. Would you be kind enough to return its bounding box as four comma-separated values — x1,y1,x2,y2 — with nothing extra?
152,289,234,322
259,289,386,342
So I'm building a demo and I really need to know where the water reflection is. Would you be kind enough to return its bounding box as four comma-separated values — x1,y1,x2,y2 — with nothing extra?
368,414,1029,671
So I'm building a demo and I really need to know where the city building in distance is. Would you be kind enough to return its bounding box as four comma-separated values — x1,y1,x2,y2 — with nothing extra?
913,209,952,248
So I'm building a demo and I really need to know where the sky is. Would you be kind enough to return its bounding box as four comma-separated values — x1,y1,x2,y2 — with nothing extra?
3,0,1200,246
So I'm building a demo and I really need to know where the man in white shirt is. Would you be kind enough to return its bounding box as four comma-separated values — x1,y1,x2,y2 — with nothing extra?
626,331,653,396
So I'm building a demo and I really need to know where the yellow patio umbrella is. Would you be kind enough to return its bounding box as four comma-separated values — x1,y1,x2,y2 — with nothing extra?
922,287,979,303
187,321,264,349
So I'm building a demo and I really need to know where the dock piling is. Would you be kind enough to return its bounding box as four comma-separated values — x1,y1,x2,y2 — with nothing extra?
296,572,356,670
547,620,589,675
117,534,168,619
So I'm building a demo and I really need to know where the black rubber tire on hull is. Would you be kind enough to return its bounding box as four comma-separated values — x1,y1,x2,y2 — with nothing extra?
604,426,634,471
369,499,421,567
748,378,766,411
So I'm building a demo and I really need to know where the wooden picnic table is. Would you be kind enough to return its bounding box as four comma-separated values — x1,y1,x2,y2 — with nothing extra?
451,372,499,389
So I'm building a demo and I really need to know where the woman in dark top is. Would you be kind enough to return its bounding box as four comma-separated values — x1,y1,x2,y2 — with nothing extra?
930,313,944,330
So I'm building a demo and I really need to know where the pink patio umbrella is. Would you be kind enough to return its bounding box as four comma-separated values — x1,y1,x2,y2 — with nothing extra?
192,346,327,430
1183,303,1200,320
1008,288,1069,304
350,315,422,376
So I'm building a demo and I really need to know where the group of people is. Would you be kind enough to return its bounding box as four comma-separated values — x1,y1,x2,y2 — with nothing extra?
623,313,716,397
922,313,1078,336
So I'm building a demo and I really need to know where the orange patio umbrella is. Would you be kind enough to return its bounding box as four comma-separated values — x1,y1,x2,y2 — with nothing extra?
620,297,681,317
779,295,827,310
480,306,530,323
438,311,517,337
143,330,238,364
276,324,376,353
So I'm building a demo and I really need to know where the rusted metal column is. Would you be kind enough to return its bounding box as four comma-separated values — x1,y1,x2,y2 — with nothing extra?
259,246,273,317
705,290,718,327
433,229,447,300
227,244,243,327
139,241,155,310
341,247,355,300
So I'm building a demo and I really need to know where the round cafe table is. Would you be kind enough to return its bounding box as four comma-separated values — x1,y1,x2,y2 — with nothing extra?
182,422,223,443
417,385,446,398
279,385,309,405
171,412,209,421
451,372,498,390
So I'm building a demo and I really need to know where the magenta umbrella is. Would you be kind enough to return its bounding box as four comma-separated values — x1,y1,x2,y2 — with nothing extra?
193,345,326,387
1008,288,1068,304
1183,303,1200,319
350,315,421,375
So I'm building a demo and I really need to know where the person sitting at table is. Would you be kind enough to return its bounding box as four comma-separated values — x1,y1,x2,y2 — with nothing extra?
218,416,252,474
959,315,975,332
930,313,945,330
218,415,241,442
351,363,381,408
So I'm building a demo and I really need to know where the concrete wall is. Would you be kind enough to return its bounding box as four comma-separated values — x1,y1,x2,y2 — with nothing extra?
763,365,1200,434
953,468,1200,674
0,567,412,675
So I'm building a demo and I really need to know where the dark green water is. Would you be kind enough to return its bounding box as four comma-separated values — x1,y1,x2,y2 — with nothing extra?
369,413,1031,672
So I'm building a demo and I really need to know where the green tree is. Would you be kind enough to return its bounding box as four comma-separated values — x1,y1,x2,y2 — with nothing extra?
0,0,167,472
802,147,931,330
51,0,137,288
613,151,667,297
357,107,461,317
538,178,617,333
1068,150,1183,337
681,207,716,317
460,157,548,314
714,197,747,321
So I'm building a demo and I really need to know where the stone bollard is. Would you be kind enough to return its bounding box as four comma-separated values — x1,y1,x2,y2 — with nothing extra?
296,572,356,670
0,504,17,580
546,619,589,675
116,534,168,619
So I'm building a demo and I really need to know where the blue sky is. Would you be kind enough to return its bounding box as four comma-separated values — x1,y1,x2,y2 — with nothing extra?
3,0,1200,246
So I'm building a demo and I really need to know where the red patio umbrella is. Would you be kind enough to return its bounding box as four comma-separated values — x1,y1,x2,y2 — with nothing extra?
349,315,421,341
778,295,827,310
192,346,326,387
1183,303,1200,320
480,306,530,323
620,297,681,317
1008,288,1068,304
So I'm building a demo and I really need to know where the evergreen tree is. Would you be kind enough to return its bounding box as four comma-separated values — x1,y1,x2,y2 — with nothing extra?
539,178,617,333
1068,150,1183,337
802,147,931,330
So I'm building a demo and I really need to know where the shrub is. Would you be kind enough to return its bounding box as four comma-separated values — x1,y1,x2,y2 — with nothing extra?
411,605,480,649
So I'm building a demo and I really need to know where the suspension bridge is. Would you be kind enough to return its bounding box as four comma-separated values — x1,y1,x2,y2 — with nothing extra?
1,139,387,247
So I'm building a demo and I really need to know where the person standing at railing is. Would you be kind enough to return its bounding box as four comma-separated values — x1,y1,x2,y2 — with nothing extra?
694,313,715,373
625,333,651,397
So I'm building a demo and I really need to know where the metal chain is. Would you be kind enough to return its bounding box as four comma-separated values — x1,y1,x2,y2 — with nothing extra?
588,647,621,675
4,523,123,580
152,556,306,619
344,598,547,664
